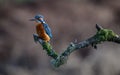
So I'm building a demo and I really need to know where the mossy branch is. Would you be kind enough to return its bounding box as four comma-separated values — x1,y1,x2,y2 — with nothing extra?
33,24,120,67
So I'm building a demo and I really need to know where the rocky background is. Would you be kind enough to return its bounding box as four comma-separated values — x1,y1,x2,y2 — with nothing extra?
0,0,120,75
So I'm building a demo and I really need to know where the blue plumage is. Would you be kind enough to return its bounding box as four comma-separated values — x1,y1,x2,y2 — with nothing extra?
34,14,52,38
43,23,52,38
35,15,44,19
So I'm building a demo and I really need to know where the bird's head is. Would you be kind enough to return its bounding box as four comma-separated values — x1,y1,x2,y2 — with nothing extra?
30,14,45,23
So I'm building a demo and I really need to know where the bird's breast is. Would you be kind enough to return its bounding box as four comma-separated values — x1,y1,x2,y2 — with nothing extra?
36,23,50,42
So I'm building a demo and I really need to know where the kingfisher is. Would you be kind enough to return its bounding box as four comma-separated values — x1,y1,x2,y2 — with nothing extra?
30,15,52,42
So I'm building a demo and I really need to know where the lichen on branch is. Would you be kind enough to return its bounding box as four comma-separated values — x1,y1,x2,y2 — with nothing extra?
33,24,120,67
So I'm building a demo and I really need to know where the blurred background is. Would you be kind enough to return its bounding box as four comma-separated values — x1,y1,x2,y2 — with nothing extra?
0,0,120,75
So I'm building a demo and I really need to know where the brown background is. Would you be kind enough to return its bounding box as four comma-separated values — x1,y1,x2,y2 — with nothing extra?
0,0,120,75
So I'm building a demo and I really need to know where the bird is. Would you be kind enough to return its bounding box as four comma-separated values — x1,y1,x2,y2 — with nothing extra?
30,14,52,42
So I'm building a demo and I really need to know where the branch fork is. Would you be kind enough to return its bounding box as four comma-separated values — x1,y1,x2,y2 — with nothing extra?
33,24,120,67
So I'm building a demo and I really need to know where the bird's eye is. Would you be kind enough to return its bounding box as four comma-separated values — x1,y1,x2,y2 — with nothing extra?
37,17,40,19
35,16,40,19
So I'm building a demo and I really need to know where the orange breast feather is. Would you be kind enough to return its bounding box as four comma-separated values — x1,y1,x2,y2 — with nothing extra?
36,23,50,42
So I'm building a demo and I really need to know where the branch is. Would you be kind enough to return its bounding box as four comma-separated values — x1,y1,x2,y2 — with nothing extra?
33,24,120,67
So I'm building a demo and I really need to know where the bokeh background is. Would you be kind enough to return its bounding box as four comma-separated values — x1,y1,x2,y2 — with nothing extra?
0,0,120,75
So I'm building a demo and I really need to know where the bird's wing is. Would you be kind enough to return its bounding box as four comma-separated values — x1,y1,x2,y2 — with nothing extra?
43,23,52,38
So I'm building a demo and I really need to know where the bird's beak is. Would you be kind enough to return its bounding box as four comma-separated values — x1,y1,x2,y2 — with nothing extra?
29,18,36,21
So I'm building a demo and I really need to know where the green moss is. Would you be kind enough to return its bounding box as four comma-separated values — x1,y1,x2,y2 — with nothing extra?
42,42,58,59
94,29,118,43
42,42,52,50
